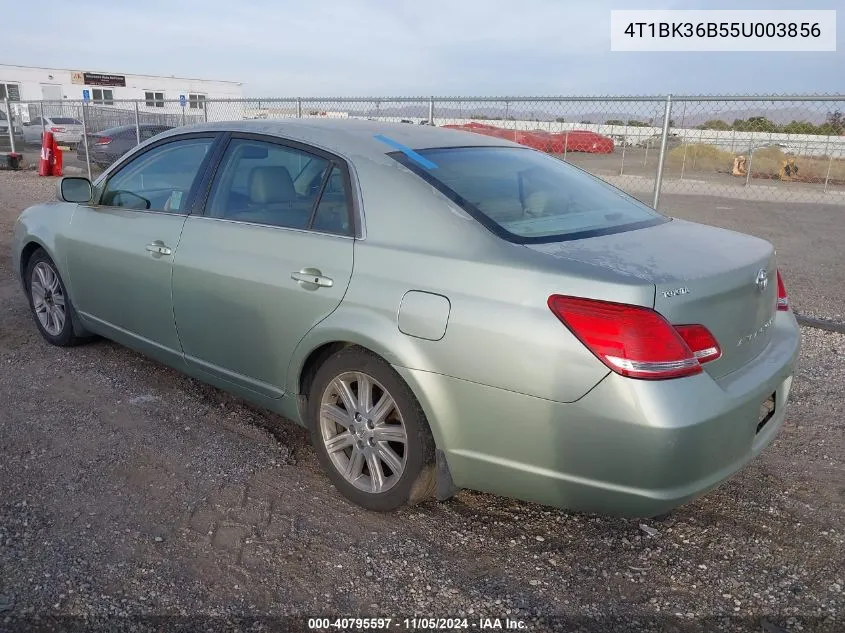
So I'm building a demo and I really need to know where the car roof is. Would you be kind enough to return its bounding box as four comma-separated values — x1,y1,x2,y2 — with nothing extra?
153,118,521,159
97,124,171,134
96,125,136,134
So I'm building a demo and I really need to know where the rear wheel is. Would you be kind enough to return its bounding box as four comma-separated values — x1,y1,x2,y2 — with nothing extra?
308,346,436,511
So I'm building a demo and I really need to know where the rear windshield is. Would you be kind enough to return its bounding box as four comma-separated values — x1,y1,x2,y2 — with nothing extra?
51,118,81,125
389,146,667,243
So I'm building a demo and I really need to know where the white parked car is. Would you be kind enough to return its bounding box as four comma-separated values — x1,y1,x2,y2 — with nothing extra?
0,110,24,145
22,116,84,147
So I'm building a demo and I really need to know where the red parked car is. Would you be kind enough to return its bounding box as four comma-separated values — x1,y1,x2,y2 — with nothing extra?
442,123,614,154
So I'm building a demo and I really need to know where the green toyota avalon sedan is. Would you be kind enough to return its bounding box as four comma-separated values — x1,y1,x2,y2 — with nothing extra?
12,119,800,517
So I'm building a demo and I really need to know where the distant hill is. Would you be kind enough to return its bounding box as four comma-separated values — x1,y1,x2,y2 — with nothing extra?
349,102,837,126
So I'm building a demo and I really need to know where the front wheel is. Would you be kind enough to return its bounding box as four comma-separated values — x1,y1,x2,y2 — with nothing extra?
25,249,88,346
308,346,436,511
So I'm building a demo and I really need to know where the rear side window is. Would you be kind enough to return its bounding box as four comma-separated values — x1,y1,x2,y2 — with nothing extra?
389,146,667,243
311,166,352,234
206,138,356,233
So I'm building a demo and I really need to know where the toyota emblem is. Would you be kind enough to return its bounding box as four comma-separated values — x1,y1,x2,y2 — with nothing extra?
755,268,768,292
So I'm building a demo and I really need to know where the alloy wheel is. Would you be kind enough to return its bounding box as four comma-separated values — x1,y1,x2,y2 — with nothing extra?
319,371,408,494
30,261,66,336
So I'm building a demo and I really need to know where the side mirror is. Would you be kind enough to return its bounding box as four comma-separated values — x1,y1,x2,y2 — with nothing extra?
57,176,93,203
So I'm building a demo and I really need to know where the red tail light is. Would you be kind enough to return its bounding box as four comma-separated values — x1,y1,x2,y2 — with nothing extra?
674,324,721,363
95,136,112,145
548,295,720,380
50,126,65,133
776,270,789,311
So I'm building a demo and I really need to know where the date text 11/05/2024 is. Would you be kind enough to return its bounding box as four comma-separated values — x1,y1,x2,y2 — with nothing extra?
307,617,528,630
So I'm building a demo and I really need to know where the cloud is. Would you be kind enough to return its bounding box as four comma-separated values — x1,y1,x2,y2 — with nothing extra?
4,0,842,96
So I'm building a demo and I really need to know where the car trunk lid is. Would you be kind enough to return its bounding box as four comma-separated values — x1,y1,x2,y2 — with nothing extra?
526,218,778,378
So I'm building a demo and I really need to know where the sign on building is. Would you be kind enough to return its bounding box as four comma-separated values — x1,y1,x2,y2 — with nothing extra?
72,72,127,87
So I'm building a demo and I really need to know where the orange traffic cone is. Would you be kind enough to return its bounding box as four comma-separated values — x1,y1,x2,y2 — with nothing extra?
52,135,63,177
38,131,55,176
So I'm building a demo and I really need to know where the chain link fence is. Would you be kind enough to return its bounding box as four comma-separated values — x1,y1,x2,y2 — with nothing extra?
4,95,844,208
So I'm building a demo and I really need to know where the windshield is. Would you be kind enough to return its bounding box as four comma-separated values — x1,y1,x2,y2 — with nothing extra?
389,146,667,243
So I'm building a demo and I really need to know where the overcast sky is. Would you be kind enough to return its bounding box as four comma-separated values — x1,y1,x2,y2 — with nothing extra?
5,0,842,96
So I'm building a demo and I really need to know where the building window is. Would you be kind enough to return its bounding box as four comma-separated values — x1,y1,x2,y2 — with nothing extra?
145,91,164,108
0,83,21,101
188,94,206,109
92,89,114,105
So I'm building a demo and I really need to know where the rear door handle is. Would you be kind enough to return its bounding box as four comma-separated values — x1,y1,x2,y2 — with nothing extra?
291,270,334,288
145,242,172,256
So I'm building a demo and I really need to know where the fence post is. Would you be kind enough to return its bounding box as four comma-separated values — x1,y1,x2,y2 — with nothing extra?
823,146,833,193
3,98,16,154
428,97,434,126
652,94,673,209
678,101,688,180
619,130,627,176
181,101,186,127
563,130,568,161
203,101,208,123
80,101,92,181
296,98,302,118
39,102,46,137
134,100,141,145
744,147,754,187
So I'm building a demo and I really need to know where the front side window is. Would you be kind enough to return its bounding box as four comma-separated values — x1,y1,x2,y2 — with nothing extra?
206,138,350,233
390,146,667,243
100,137,214,213
92,89,114,105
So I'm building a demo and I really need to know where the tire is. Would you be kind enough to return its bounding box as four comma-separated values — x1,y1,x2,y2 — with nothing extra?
308,346,436,511
25,249,89,347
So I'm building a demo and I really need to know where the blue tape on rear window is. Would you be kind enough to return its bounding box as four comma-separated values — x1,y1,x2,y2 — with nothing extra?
374,134,438,169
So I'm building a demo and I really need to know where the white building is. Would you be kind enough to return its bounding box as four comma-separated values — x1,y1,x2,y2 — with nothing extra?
0,64,245,128
0,64,243,104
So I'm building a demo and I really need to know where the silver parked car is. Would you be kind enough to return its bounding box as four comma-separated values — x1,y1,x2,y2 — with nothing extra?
22,116,84,147
12,120,800,517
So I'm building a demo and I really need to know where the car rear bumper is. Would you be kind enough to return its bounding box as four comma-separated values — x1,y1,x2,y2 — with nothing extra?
77,148,111,163
54,133,82,145
396,311,801,517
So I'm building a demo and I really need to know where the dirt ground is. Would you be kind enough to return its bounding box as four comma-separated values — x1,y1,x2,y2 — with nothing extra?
0,171,843,633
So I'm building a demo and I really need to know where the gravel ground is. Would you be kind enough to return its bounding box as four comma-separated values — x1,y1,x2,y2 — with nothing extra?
0,171,843,633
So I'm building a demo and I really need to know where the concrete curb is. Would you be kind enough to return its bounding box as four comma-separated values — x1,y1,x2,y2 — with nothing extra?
796,313,845,334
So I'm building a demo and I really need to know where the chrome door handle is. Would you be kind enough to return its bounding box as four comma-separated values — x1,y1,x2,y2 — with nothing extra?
145,242,172,256
291,271,334,288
